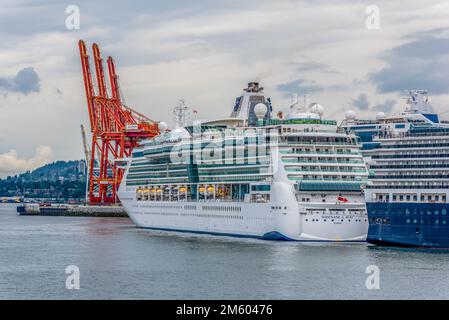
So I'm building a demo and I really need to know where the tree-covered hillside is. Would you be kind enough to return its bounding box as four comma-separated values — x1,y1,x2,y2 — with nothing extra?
0,160,87,200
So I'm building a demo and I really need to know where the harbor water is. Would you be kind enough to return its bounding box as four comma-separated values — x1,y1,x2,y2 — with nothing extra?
1,203,449,299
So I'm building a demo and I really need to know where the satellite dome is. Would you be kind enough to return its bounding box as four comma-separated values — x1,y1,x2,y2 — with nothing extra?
376,112,386,120
308,102,324,116
170,127,190,140
158,121,168,132
254,103,268,119
345,110,356,120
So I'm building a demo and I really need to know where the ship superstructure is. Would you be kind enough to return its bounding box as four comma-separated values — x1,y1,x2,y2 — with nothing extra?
118,82,368,241
341,90,449,247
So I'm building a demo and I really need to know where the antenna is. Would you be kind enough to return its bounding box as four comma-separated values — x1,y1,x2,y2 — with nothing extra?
290,93,298,106
173,99,191,128
289,93,299,112
303,94,310,109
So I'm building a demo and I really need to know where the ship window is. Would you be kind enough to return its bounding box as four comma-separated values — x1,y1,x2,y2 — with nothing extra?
435,210,439,215
251,185,271,191
443,209,447,215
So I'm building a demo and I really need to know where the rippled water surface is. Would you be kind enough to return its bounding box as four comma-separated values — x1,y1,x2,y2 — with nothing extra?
1,204,449,299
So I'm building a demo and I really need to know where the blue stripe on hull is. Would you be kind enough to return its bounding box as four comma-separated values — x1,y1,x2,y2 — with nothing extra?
136,226,364,242
261,231,293,241
367,202,449,248
138,226,292,240
139,226,265,240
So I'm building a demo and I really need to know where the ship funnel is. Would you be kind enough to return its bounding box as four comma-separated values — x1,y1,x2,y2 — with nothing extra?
230,82,272,126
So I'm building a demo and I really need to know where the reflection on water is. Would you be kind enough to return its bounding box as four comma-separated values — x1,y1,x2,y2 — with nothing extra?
1,203,449,299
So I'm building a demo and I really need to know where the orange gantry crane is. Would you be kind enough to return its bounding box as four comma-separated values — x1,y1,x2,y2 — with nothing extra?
78,40,159,205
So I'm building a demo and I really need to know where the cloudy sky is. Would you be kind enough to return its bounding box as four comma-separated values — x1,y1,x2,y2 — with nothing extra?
1,0,449,177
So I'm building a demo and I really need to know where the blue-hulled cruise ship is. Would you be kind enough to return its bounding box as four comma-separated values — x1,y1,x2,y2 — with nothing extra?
341,90,449,247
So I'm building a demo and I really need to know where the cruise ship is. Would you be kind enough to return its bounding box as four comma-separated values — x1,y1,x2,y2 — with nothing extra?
341,90,449,247
117,82,369,241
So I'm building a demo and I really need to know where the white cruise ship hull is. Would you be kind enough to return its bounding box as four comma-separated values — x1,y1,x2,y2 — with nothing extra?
117,82,370,242
119,189,368,241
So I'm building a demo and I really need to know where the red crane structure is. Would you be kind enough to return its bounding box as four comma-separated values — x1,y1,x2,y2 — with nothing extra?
78,40,159,204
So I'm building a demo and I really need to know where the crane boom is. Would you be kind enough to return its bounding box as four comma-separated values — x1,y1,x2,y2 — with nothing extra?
78,40,160,205
80,124,91,164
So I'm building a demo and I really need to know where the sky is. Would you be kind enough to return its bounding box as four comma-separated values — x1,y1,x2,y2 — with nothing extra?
1,0,449,177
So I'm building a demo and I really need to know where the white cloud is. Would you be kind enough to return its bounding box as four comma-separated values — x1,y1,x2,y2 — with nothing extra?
1,0,449,165
0,145,53,178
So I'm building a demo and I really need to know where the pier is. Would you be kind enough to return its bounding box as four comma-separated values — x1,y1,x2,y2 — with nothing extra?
17,204,128,217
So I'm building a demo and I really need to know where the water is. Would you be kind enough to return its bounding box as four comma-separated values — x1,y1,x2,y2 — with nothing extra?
1,204,449,299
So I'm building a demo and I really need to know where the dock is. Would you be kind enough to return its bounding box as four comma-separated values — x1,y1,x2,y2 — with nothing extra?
17,204,128,217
